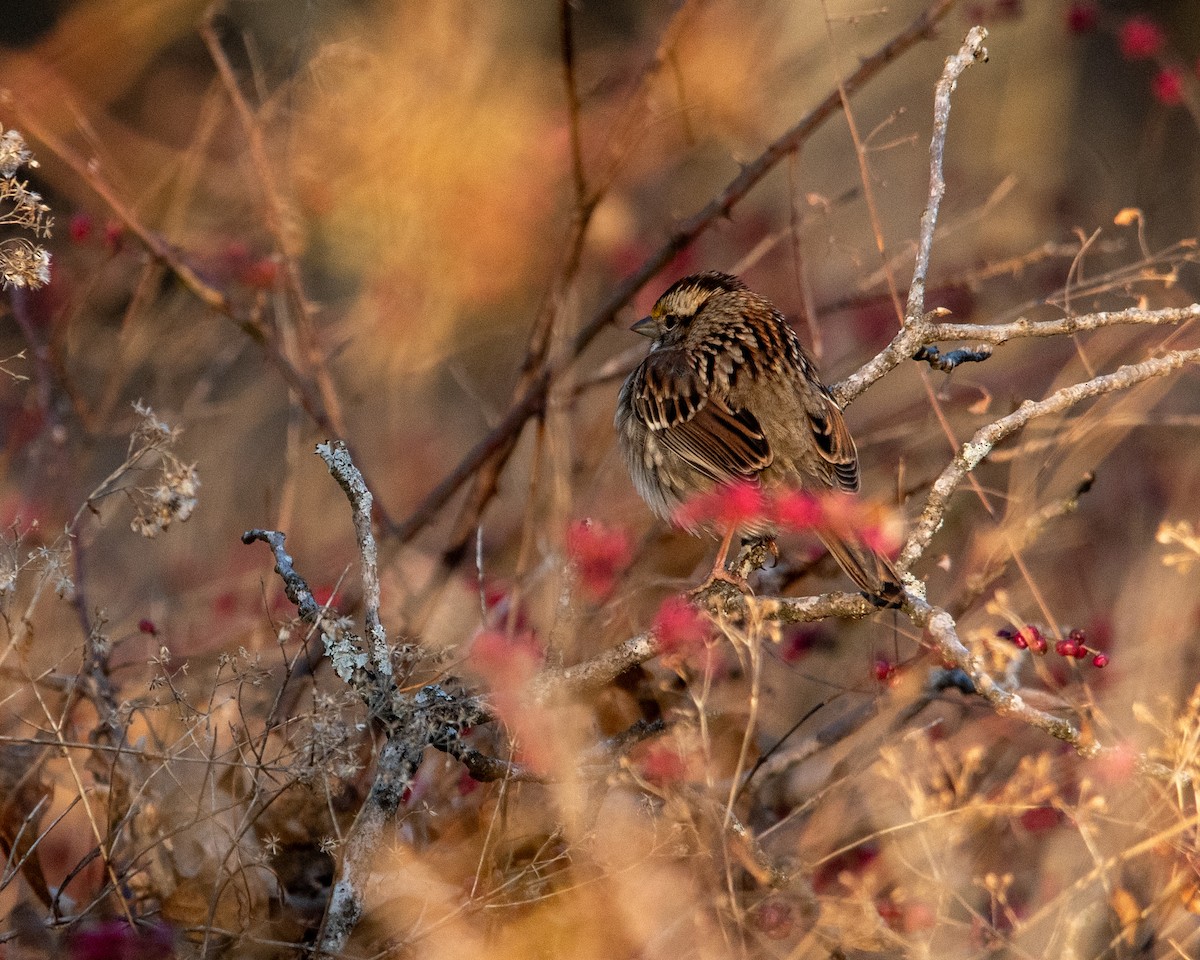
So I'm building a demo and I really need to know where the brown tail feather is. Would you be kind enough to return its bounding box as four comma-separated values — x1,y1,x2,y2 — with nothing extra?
817,531,904,606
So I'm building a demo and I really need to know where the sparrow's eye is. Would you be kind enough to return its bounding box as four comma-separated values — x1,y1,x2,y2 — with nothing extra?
662,314,679,330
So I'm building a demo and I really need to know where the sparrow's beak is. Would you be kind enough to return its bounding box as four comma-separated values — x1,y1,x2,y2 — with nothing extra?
630,316,658,338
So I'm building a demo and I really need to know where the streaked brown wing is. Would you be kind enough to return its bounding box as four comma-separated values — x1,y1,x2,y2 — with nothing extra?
631,350,772,481
805,390,860,492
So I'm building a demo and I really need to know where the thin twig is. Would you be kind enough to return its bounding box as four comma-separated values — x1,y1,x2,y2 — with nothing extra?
819,0,905,322
949,471,1095,619
894,27,995,537
928,304,1200,344
427,0,612,587
559,0,587,212
834,301,1200,408
200,15,351,443
906,597,1085,745
0,92,228,313
1,89,399,531
905,25,988,323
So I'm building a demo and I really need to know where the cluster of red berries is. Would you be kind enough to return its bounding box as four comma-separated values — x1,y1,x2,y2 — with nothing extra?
566,518,632,600
67,212,124,252
70,212,282,291
652,595,711,658
673,481,899,556
997,624,1108,669
1067,6,1193,108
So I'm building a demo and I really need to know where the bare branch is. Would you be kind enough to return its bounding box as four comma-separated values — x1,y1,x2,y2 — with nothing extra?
906,597,1085,745
905,26,989,323
901,347,1200,569
559,0,587,211
834,302,1200,408
318,737,422,958
0,93,229,313
928,304,1200,344
949,472,1095,618
317,441,391,679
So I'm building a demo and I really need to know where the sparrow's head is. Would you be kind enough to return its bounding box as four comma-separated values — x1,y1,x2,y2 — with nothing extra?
629,272,748,348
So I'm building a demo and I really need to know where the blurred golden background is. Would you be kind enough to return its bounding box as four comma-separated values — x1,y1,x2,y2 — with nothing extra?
2,1,1200,954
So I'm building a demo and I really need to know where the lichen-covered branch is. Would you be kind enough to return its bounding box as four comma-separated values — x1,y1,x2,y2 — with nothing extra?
317,737,423,957
240,528,372,686
317,441,392,680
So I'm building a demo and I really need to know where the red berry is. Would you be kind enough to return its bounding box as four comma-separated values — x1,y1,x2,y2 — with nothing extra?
68,212,94,243
1119,17,1165,60
1021,625,1047,654
103,219,124,253
876,898,903,929
1152,67,1185,106
1092,653,1109,668
457,769,480,795
712,481,767,528
1065,2,1097,33
751,898,794,940
773,490,823,530
636,742,689,785
1019,806,1062,832
674,480,768,531
567,518,632,601
213,591,239,618
652,595,709,656
239,256,281,290
137,618,157,635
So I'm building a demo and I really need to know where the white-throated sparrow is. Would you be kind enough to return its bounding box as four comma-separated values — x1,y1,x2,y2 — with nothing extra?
615,271,901,602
